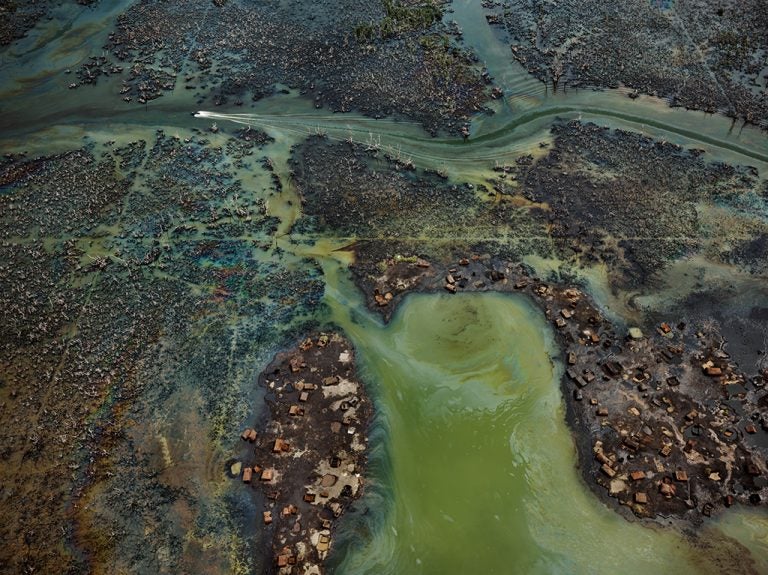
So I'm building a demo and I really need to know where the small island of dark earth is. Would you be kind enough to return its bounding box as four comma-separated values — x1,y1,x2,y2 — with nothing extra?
1,0,767,574
235,333,371,574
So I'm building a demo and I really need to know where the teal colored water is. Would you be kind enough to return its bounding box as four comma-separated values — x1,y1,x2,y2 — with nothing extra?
1,1,767,572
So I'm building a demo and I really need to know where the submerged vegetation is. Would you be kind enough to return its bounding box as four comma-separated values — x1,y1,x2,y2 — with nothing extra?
67,0,491,135
292,121,767,303
0,128,324,573
489,0,768,127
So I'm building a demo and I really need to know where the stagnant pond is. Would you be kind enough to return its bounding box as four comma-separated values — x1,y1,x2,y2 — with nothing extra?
317,267,768,574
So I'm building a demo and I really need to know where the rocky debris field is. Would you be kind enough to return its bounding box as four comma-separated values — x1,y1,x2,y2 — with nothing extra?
235,333,371,575
487,0,768,128
353,252,768,525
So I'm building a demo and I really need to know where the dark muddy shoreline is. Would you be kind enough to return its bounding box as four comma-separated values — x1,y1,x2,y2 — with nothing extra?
347,250,768,528
236,332,372,574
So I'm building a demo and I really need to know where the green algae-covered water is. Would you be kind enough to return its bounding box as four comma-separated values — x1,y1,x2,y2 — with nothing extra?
321,287,766,574
1,1,768,572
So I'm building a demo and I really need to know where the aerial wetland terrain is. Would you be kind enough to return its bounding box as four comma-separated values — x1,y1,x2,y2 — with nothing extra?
2,1,768,574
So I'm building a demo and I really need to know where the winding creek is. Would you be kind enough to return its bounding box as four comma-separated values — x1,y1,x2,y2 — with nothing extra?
2,0,768,572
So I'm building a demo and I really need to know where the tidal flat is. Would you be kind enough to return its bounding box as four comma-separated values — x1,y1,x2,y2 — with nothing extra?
1,1,768,574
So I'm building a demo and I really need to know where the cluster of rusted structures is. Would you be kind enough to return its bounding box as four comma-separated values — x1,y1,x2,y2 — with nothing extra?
357,252,768,524
236,333,371,574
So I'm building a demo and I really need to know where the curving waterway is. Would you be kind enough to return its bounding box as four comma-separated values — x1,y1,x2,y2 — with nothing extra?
1,0,767,572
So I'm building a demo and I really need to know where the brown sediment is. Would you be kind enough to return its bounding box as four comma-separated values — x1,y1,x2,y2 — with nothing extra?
350,250,768,525
235,332,371,574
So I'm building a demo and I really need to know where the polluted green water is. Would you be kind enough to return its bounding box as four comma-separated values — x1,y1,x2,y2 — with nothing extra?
1,1,767,572
320,284,767,574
